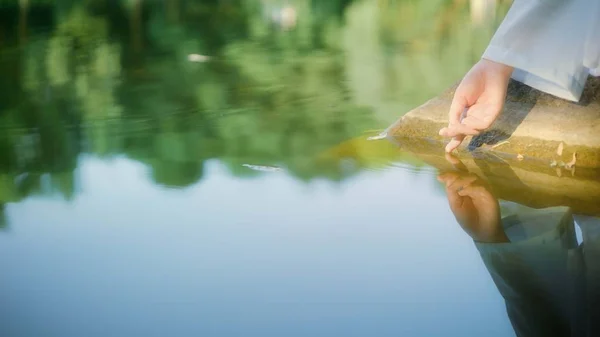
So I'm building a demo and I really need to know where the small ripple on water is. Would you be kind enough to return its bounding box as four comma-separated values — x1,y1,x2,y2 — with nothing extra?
366,162,437,175
366,132,388,141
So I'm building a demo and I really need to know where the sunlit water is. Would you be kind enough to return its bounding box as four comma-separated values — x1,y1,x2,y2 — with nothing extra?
1,1,598,337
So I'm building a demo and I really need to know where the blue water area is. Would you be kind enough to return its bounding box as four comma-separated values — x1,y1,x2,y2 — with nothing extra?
2,1,597,337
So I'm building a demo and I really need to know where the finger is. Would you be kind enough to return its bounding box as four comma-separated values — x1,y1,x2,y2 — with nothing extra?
448,94,468,126
445,186,464,209
440,174,461,188
441,103,501,138
439,127,465,137
457,185,487,198
441,124,481,138
445,137,464,153
437,172,460,183
439,171,477,186
461,104,500,130
444,152,461,165
444,153,468,171
448,175,478,190
460,114,492,131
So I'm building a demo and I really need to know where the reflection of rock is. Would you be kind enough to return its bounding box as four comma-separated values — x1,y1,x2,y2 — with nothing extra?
392,137,600,216
386,76,600,168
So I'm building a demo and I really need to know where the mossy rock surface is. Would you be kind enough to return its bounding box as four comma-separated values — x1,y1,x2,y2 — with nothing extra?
383,76,600,215
386,76,600,169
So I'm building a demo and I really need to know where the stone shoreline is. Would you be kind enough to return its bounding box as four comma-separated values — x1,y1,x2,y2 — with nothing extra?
382,76,600,215
385,77,600,168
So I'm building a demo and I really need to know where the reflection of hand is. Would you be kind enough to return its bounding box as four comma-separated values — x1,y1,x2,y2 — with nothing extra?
438,155,508,243
439,59,513,153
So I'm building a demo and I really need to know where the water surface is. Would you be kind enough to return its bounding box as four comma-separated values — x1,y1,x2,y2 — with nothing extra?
3,1,595,337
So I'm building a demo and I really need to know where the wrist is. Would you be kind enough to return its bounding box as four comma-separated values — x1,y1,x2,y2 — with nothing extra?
481,58,514,77
473,226,509,244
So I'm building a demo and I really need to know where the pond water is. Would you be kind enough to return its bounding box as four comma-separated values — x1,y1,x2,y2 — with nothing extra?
1,1,598,337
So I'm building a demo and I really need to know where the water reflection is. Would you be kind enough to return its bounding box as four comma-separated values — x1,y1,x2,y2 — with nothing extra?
439,154,600,337
0,157,514,337
0,0,509,227
0,1,549,336
470,0,497,25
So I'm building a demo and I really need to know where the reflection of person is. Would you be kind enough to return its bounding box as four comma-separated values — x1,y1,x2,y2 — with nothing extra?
438,155,600,336
440,1,600,153
437,168,507,244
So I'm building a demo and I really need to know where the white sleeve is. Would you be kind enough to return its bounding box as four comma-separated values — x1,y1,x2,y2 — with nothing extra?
482,0,599,102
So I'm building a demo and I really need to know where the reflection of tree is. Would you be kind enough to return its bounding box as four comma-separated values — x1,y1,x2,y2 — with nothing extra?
219,40,377,181
0,204,5,229
46,6,123,121
344,0,512,124
0,0,508,225
0,3,120,225
114,0,374,185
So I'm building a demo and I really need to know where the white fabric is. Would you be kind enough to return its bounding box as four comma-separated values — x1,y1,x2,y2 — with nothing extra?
482,0,600,102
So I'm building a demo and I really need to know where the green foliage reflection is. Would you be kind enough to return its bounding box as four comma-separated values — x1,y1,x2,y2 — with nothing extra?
0,0,509,226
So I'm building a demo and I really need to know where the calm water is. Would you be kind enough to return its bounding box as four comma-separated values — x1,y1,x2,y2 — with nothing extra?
1,1,598,337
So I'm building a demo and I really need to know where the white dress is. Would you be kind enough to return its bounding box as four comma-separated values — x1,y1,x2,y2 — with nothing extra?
482,0,600,102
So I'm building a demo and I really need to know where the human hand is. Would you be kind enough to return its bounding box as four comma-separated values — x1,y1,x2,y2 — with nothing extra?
439,59,513,153
437,154,507,243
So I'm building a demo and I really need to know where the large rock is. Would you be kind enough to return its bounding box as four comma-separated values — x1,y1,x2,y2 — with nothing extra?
385,76,600,168
386,136,600,216
319,132,600,215
376,76,600,215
